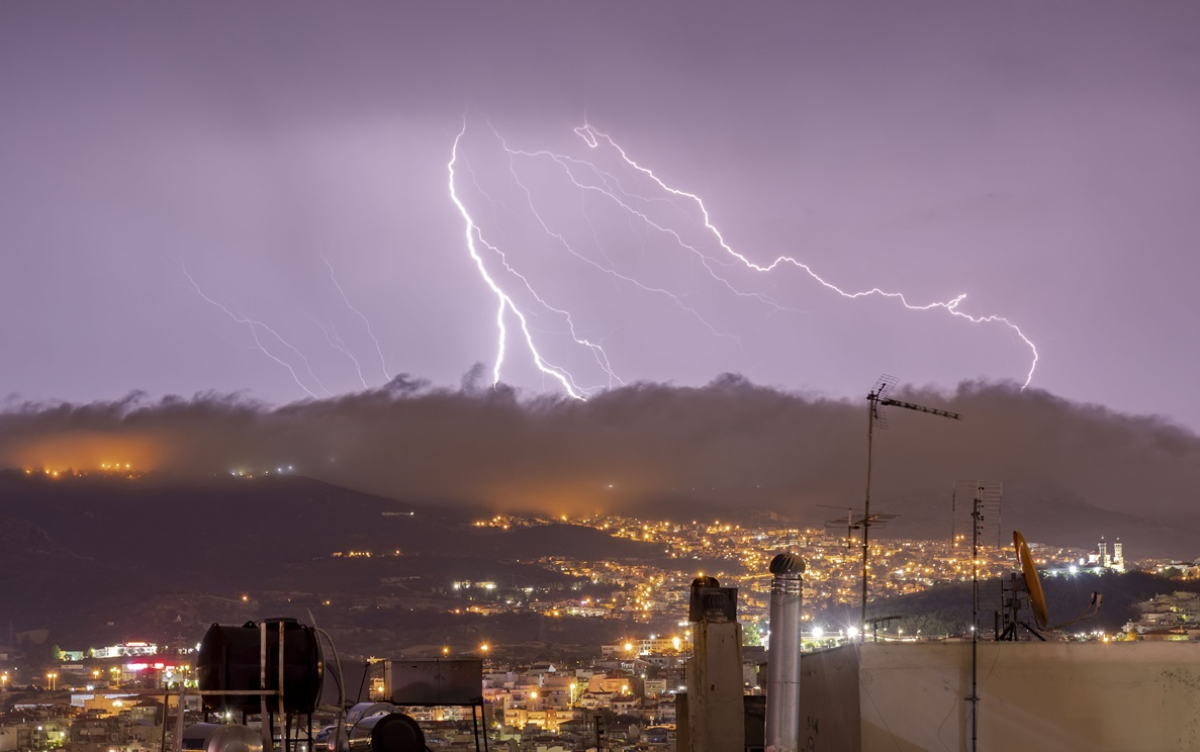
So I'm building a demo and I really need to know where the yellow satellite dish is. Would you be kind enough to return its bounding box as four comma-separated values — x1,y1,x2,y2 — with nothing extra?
1013,531,1049,629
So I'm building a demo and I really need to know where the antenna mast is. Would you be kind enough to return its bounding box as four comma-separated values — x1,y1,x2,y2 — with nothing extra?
969,485,985,752
860,375,961,636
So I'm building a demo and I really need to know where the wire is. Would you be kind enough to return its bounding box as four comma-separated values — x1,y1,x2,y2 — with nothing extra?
852,641,904,751
934,640,1004,751
934,695,957,752
307,610,346,752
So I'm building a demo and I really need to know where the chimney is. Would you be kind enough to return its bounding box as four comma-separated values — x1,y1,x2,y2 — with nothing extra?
765,553,805,752
684,576,745,752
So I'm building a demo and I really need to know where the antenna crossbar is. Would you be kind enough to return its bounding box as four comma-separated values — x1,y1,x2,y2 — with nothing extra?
879,398,962,421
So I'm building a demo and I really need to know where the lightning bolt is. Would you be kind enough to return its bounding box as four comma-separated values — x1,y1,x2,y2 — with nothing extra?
497,136,790,312
174,116,1038,402
312,317,369,390
457,150,626,389
489,123,743,347
321,255,392,383
451,120,1040,400
448,123,590,400
181,262,330,399
574,123,1041,388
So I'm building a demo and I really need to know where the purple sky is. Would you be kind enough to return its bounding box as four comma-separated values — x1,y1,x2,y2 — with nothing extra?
3,3,1199,427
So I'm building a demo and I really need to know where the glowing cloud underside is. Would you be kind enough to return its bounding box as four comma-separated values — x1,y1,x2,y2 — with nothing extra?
449,122,1040,399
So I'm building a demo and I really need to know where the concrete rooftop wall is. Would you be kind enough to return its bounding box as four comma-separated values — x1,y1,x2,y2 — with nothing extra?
798,641,1200,752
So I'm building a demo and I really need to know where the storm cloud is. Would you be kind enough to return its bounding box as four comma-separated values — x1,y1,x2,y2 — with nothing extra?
3,378,1198,553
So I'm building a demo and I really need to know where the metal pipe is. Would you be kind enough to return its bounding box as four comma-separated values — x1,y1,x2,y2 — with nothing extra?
172,684,187,752
160,691,169,752
765,553,805,752
260,623,271,752
278,620,286,746
861,393,876,634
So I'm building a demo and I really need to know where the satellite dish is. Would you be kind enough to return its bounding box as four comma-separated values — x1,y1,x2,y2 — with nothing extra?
1002,530,1102,640
1013,531,1049,629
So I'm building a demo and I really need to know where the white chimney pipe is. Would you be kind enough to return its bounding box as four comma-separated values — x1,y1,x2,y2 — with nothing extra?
765,553,805,752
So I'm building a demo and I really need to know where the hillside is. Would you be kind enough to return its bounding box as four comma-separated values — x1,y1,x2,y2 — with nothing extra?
848,570,1200,636
0,470,669,644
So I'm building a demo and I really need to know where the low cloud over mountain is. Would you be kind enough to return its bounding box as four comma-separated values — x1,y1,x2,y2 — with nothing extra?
3,375,1199,554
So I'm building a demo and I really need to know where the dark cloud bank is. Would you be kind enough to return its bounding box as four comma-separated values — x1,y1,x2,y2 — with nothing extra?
3,375,1199,556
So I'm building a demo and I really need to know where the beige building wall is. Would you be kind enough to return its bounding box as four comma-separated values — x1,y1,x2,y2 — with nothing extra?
799,641,1200,751
685,621,745,752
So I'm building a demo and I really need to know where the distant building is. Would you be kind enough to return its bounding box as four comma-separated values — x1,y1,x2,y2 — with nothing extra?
1080,537,1125,573
1124,591,1200,637
91,643,157,659
601,637,686,659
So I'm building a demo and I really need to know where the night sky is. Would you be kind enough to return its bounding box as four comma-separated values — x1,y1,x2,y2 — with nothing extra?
3,3,1199,429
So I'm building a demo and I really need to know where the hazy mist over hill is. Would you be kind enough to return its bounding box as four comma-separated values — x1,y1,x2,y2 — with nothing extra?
3,377,1198,555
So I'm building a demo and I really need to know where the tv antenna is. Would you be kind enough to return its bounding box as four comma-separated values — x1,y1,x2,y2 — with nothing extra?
953,480,1002,549
859,375,961,635
821,505,897,549
964,483,1001,752
820,505,897,610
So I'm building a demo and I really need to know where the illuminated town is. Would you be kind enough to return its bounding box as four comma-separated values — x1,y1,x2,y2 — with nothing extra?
4,469,1198,750
456,512,1091,635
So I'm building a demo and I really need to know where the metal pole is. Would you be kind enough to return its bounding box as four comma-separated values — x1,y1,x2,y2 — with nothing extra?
160,691,169,752
278,620,285,752
278,618,285,719
969,486,983,752
861,392,876,637
173,684,187,752
260,623,271,752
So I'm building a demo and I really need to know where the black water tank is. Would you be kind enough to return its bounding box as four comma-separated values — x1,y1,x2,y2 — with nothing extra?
196,618,324,715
